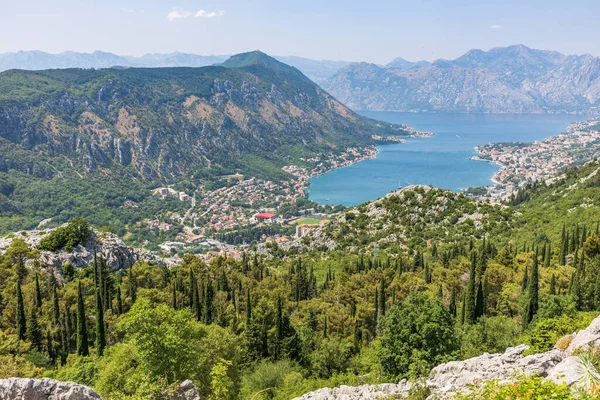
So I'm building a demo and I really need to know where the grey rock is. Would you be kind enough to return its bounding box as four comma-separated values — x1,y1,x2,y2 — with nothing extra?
159,380,200,400
292,382,411,400
0,378,101,400
546,357,582,387
566,314,600,354
0,227,180,276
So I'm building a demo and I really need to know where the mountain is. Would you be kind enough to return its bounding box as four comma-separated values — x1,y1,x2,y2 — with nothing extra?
385,57,430,69
323,44,600,113
0,50,351,83
0,51,408,232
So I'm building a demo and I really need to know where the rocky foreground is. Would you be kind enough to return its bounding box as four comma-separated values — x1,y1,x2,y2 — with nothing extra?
3,316,600,400
293,314,600,399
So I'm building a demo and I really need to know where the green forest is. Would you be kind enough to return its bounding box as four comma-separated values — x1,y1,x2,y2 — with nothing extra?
4,159,600,399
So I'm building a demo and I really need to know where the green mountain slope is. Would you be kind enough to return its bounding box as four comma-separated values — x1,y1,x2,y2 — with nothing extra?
0,51,409,233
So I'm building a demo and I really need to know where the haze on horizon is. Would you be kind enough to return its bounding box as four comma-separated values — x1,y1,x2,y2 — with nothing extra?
1,0,599,64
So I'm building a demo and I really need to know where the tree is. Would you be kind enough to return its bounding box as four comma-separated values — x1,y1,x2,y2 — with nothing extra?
35,274,43,308
464,254,477,324
16,280,26,340
77,281,89,357
27,305,43,350
549,274,557,296
96,287,106,356
525,250,540,325
379,292,458,380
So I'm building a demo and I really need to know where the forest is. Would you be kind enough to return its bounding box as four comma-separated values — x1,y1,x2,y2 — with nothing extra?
1,217,600,399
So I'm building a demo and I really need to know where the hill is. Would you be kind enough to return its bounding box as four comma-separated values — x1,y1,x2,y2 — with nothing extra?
0,51,409,234
323,44,600,113
0,50,351,83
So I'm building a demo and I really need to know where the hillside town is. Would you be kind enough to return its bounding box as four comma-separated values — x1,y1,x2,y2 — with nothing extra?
143,146,379,258
472,119,600,199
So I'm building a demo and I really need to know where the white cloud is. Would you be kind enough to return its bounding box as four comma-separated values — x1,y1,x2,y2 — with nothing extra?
490,24,502,29
167,8,225,21
167,9,192,20
195,10,225,18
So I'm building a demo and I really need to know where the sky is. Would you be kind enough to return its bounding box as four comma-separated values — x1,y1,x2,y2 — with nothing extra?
1,0,599,64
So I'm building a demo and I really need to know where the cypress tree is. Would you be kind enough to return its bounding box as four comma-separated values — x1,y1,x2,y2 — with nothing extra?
474,279,485,320
127,266,136,305
525,250,540,325
245,290,252,325
27,305,43,350
274,296,283,360
35,273,43,308
16,280,26,340
203,279,213,325
521,265,529,293
423,262,431,284
171,284,177,310
76,281,89,357
116,285,123,316
449,286,457,317
464,253,477,324
544,242,552,267
64,307,72,353
46,330,55,364
378,279,386,317
52,285,60,326
549,274,557,296
95,287,106,356
323,315,328,338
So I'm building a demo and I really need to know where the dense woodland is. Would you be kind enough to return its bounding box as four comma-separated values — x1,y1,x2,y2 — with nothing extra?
3,163,600,399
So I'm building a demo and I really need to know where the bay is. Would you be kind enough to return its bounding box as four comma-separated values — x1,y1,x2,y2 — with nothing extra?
307,112,582,206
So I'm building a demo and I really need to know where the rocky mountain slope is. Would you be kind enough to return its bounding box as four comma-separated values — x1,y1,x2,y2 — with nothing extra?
0,51,405,182
0,50,351,83
323,44,600,113
293,313,600,399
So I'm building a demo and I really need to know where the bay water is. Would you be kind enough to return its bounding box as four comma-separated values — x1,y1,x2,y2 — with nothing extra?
307,112,581,206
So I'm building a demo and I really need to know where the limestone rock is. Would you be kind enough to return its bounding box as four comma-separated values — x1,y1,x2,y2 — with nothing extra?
159,380,200,400
0,228,179,276
566,315,600,354
292,382,411,400
0,378,101,400
546,357,582,387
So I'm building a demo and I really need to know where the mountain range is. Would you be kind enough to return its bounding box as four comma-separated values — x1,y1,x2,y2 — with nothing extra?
0,51,407,231
322,45,600,113
0,50,351,83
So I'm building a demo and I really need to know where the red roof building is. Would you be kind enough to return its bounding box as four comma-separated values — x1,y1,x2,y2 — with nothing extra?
255,212,277,220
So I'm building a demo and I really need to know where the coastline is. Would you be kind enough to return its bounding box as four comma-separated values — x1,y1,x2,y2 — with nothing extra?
471,117,600,199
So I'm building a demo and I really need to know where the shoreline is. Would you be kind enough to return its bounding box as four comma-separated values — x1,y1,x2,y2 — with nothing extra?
471,117,600,199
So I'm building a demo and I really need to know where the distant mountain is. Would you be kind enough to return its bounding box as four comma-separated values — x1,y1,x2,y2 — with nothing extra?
0,51,408,231
385,57,430,69
0,50,350,83
323,45,600,113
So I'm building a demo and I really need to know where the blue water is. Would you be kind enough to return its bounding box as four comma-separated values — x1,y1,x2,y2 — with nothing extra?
307,112,583,206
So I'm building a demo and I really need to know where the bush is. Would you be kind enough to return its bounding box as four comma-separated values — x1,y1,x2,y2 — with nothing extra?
39,218,91,252
453,375,574,399
378,292,458,380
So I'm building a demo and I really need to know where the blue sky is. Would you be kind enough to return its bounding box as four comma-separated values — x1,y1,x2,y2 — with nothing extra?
1,0,599,63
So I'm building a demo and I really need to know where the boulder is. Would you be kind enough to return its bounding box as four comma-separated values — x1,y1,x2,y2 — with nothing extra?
292,382,411,400
566,315,600,354
546,356,582,387
159,380,200,400
0,378,101,400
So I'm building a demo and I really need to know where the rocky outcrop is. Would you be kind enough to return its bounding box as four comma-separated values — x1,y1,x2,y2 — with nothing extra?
293,314,600,400
0,378,101,400
0,228,179,274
